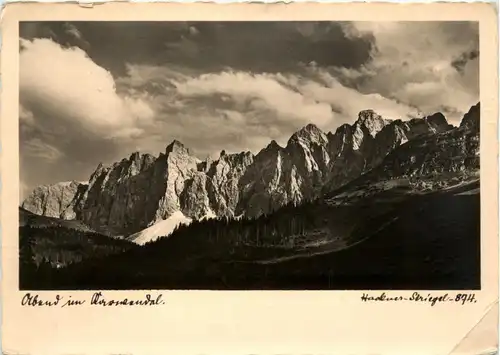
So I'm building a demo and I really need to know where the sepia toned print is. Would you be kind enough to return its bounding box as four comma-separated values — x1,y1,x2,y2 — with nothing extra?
2,3,498,355
18,20,482,290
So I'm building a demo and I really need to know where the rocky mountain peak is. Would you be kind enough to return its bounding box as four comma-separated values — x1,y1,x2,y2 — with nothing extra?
357,109,382,123
288,123,328,147
124,152,156,175
256,140,282,162
266,139,282,151
219,150,254,165
89,162,107,181
332,123,351,135
425,112,447,127
237,151,256,167
460,102,480,131
166,139,190,155
129,151,141,161
304,123,322,133
354,109,388,139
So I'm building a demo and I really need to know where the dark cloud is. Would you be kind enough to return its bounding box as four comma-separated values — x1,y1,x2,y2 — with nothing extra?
20,21,91,52
20,21,374,76
20,108,132,192
451,50,479,73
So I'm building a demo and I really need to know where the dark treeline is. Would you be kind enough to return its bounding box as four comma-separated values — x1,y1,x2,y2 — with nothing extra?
144,199,326,249
19,225,136,289
136,196,382,262
22,197,367,289
21,192,408,289
20,183,481,291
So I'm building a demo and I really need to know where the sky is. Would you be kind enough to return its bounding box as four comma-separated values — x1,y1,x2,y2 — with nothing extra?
19,21,479,198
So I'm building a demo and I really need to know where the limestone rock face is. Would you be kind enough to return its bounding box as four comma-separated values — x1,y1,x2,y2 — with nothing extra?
21,181,87,220
206,151,254,217
153,141,202,221
322,109,454,192
327,104,481,202
22,105,477,236
373,122,480,182
460,102,480,131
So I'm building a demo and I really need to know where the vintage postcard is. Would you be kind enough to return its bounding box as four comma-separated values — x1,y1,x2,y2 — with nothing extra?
1,2,498,354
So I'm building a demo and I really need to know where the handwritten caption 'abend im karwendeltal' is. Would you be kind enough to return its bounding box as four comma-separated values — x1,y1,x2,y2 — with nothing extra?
21,292,166,308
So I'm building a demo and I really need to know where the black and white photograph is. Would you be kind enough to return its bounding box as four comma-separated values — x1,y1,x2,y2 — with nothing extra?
19,20,481,290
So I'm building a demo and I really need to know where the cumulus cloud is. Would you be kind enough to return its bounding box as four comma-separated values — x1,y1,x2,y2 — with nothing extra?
284,67,420,122
19,38,159,194
338,22,479,123
172,68,419,127
116,64,421,158
173,71,334,128
20,38,155,139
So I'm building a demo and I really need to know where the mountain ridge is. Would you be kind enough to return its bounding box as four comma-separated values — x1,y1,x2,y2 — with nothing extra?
22,105,476,243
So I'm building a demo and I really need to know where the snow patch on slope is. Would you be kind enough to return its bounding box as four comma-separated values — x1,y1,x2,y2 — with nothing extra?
127,211,192,245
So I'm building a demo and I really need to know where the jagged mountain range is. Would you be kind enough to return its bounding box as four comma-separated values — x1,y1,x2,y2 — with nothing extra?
22,103,480,242
325,102,480,203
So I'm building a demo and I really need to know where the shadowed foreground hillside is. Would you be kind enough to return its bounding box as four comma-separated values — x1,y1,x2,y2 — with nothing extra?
19,211,137,290
22,181,480,290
